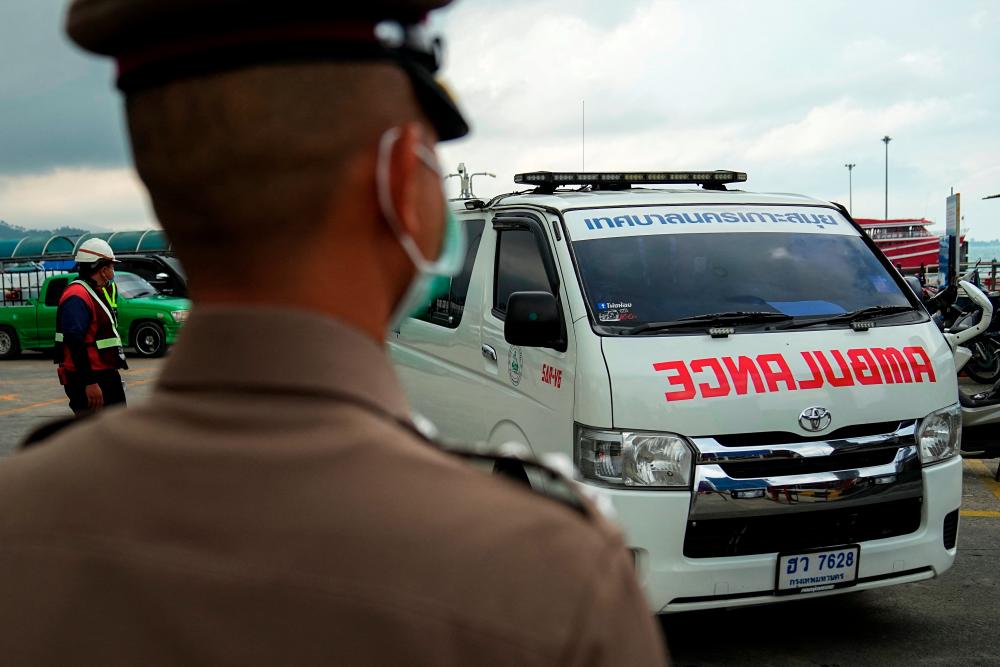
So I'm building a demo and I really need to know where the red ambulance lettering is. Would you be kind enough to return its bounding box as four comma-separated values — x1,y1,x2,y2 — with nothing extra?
798,352,825,390
652,345,937,402
904,346,936,382
813,350,855,387
690,358,731,398
653,360,696,402
871,347,913,384
848,348,882,385
541,363,563,389
757,353,797,392
722,356,766,395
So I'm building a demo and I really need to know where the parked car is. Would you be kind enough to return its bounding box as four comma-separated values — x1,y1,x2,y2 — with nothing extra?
115,254,188,298
0,271,189,359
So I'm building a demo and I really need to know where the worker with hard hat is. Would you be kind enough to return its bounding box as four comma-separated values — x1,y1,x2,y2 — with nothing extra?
54,237,128,413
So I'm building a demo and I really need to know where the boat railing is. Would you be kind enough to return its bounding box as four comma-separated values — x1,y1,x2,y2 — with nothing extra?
865,230,934,240
918,261,1000,292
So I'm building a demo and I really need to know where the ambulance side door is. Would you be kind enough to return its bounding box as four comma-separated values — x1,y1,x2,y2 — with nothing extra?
477,211,576,458
389,217,487,442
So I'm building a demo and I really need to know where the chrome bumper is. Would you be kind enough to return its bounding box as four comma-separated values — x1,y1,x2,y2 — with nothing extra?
689,421,921,521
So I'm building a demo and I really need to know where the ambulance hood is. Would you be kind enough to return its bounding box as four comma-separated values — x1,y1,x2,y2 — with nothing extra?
601,322,956,437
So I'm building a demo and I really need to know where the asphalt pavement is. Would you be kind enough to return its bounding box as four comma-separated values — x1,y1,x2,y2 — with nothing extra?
1,354,999,665
0,351,160,456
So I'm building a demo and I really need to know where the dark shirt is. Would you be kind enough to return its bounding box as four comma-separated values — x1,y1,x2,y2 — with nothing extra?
59,296,92,342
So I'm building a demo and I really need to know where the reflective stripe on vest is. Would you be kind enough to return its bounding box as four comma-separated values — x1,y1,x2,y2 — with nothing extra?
102,283,117,310
95,337,122,349
56,331,121,349
76,280,122,344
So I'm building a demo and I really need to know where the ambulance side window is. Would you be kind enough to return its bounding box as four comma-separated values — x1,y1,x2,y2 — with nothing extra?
493,229,553,317
414,219,485,329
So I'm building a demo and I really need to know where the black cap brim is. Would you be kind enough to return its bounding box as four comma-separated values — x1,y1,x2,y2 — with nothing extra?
397,56,468,141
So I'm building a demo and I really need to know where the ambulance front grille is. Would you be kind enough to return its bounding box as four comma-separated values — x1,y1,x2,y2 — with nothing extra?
717,447,900,479
707,421,904,447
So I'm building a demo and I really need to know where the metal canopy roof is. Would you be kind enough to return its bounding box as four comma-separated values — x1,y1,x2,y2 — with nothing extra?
0,229,171,261
0,235,76,260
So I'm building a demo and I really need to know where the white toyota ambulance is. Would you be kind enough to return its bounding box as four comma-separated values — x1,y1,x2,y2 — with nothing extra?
389,170,963,613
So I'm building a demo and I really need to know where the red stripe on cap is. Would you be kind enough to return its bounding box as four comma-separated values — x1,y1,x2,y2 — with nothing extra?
116,22,379,79
77,248,113,261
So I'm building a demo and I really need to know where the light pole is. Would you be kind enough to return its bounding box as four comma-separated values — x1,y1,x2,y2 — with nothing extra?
844,163,856,214
881,136,892,220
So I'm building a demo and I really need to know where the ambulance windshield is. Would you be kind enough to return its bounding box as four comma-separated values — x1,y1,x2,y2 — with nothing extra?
572,229,919,332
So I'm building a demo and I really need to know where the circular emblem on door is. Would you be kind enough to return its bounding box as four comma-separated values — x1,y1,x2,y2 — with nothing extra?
799,406,832,432
509,346,523,386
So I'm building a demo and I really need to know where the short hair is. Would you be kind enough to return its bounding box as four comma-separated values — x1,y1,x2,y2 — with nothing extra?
125,62,425,271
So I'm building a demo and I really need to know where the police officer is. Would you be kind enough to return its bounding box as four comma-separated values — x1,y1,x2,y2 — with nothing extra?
55,237,128,414
0,2,667,665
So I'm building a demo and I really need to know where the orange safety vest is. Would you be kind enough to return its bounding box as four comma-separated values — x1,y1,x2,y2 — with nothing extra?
55,280,126,372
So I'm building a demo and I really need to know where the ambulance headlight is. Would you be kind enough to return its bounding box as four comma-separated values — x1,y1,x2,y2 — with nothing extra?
917,404,962,465
575,425,694,488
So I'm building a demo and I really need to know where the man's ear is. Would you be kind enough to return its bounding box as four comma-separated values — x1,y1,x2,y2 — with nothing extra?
389,122,425,239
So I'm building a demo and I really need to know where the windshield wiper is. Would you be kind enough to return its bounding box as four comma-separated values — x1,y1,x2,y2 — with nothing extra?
781,305,916,330
619,311,793,336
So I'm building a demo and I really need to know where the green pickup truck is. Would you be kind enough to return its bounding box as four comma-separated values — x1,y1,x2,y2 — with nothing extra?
0,271,189,360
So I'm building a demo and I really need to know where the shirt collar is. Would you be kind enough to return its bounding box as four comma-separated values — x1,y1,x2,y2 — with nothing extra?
156,306,412,424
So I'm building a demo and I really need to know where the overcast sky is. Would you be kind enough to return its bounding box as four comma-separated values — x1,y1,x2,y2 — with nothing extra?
2,1,998,237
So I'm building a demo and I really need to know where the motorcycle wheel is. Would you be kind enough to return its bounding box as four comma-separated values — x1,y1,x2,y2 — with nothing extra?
964,339,1000,384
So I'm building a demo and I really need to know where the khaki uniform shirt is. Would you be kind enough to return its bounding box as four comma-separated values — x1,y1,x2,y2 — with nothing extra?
0,307,667,666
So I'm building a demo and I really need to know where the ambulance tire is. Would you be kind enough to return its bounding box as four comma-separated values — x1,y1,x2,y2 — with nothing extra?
0,326,21,360
132,321,166,358
492,459,531,487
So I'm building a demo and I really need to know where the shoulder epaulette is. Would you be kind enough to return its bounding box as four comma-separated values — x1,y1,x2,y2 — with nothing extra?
444,447,593,518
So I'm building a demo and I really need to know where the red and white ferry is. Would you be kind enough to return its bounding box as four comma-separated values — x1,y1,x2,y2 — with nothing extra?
854,217,957,270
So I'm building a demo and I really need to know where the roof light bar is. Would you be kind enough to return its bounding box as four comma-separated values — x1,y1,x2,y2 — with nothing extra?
514,170,747,191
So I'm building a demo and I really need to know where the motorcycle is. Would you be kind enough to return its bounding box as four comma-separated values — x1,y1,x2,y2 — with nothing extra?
925,265,1000,384
938,279,1000,463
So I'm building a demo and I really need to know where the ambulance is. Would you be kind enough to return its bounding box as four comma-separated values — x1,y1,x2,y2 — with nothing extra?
388,170,962,613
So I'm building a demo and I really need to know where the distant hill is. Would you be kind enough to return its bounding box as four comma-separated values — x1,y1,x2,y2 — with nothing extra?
0,220,93,241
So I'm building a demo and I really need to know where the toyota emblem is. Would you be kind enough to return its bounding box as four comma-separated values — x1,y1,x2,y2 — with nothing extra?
799,406,832,432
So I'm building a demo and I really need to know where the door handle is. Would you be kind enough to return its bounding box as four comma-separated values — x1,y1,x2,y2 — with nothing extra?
482,344,497,362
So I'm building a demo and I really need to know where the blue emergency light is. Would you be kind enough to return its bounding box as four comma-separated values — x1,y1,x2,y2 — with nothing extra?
514,170,747,192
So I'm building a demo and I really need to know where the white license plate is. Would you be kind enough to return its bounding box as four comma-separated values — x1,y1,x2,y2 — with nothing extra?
776,546,860,594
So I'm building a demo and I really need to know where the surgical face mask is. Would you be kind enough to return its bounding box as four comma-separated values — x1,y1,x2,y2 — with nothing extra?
376,127,466,331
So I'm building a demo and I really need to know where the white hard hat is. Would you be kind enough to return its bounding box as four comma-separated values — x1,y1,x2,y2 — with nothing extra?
74,238,117,264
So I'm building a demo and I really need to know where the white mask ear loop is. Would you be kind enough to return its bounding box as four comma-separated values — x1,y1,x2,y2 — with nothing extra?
376,127,434,273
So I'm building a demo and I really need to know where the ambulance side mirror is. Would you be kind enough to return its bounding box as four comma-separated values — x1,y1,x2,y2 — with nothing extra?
504,291,565,350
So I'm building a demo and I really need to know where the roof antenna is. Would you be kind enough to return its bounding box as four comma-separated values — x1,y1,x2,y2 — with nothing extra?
447,163,495,199
581,100,586,171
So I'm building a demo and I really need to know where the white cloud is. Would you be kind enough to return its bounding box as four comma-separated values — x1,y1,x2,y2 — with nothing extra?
744,98,953,161
0,167,155,232
434,0,1000,235
897,51,944,76
970,8,989,30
